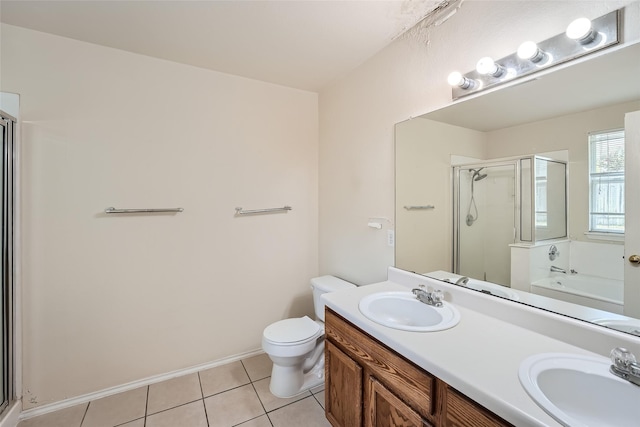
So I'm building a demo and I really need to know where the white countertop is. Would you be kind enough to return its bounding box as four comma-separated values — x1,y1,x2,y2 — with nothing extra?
322,278,610,427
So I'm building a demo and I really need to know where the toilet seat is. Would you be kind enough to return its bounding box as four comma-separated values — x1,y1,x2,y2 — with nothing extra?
263,316,321,346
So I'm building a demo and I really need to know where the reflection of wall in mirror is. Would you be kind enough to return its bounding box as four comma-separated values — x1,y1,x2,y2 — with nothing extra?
395,119,485,275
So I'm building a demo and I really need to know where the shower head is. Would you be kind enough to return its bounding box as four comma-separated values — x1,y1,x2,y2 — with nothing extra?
470,168,488,181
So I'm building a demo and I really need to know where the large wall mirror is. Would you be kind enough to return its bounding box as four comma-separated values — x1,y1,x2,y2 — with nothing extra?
395,41,640,336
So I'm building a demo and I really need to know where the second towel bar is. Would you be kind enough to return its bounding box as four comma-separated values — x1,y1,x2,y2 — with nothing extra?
105,207,184,214
235,206,292,215
404,205,435,210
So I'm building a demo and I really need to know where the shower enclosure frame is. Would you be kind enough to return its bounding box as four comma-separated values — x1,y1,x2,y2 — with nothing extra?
0,110,16,419
452,155,568,277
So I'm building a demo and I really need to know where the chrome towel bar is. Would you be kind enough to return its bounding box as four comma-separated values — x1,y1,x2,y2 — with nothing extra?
104,207,184,214
404,205,435,210
235,206,292,215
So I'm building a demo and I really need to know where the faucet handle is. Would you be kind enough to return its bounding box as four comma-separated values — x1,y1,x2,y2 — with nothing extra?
431,289,444,305
610,347,637,369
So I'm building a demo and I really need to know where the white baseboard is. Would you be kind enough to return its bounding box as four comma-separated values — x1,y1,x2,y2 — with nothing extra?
19,349,265,421
0,401,21,427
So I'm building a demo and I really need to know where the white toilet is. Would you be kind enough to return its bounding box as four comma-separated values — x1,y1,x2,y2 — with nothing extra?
262,275,355,398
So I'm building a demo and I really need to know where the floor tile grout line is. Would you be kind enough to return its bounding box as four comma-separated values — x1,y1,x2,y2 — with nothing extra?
265,411,275,427
196,372,211,427
79,401,90,427
144,397,205,417
311,392,324,410
241,358,272,420
196,372,205,400
248,377,269,416
239,359,253,383
144,385,149,427
113,416,145,427
202,380,253,400
231,413,273,427
264,394,314,414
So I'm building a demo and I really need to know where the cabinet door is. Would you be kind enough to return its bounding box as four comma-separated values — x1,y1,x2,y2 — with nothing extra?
366,376,431,427
326,340,363,427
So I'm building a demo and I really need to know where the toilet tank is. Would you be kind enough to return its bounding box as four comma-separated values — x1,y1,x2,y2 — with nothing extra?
311,276,355,321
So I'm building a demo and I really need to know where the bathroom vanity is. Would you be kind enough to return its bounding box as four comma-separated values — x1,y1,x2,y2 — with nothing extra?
325,308,512,426
322,267,640,427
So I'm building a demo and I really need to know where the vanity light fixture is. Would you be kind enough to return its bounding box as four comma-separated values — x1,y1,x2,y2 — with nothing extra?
447,71,475,89
566,17,596,44
517,41,546,63
475,57,505,77
448,9,620,100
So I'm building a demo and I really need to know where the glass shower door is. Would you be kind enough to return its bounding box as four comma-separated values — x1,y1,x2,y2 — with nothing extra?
454,162,517,286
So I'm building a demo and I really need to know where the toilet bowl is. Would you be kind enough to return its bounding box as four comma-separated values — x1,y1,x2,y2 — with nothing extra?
261,276,355,398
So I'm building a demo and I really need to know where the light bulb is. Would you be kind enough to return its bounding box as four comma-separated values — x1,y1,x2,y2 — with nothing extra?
476,57,504,77
447,71,474,89
517,41,546,63
566,17,595,44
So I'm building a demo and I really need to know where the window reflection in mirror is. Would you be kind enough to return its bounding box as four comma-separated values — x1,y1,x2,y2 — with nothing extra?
588,129,625,234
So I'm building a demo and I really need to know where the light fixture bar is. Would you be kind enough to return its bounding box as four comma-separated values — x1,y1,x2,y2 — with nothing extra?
451,9,620,100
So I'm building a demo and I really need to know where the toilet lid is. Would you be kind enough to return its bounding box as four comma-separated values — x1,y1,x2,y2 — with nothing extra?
263,316,321,344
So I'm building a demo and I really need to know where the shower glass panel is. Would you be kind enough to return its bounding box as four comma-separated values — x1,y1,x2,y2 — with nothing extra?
454,162,517,286
520,158,532,242
534,158,567,241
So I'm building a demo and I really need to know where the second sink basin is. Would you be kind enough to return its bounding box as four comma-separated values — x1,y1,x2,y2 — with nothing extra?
519,353,640,427
358,291,460,332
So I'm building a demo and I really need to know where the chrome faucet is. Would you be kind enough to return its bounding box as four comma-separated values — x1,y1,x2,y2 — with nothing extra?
610,347,640,386
550,265,567,274
455,276,470,286
411,285,444,307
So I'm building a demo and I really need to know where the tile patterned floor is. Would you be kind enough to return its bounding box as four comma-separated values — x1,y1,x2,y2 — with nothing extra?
18,353,330,427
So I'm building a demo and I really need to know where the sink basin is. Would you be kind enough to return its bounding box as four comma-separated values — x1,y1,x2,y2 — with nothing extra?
519,353,640,427
358,291,460,332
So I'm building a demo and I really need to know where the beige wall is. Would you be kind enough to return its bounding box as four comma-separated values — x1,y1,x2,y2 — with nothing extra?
319,0,640,285
487,100,640,243
1,24,319,408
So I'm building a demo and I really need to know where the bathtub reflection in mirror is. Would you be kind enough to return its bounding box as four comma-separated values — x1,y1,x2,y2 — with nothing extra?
394,42,640,336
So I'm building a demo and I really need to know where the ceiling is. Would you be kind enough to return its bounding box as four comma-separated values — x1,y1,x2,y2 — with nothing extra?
0,0,446,92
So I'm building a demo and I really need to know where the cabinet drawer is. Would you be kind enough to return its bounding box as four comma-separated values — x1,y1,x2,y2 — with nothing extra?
326,309,435,421
444,386,513,427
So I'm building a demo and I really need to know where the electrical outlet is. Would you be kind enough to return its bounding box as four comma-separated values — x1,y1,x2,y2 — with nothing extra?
387,230,395,247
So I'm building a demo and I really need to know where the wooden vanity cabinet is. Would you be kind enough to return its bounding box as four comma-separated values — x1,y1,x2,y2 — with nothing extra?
325,308,513,427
